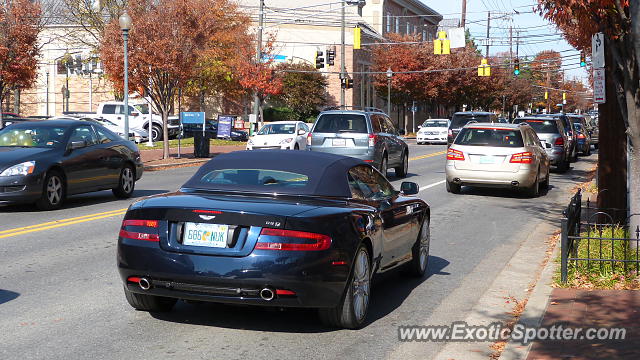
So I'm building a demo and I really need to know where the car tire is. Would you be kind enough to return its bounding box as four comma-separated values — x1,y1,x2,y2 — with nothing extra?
406,218,430,277
294,143,299,150
113,165,135,199
524,171,540,198
36,170,66,210
123,285,176,312
319,245,371,329
446,180,461,194
150,124,163,142
379,153,388,178
541,170,550,190
395,152,409,178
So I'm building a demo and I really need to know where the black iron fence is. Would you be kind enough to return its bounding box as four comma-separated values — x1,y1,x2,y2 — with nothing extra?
560,189,640,282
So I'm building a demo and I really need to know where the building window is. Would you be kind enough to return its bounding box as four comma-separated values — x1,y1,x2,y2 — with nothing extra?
395,17,399,33
386,12,391,33
406,22,410,34
422,29,426,41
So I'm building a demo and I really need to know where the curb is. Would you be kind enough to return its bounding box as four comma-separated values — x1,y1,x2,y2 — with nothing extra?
499,239,559,360
143,158,210,171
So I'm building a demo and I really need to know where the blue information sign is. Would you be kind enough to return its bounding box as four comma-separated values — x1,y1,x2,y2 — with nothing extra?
180,112,205,125
217,115,233,139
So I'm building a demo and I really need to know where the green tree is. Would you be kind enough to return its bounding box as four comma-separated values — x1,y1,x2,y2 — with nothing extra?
271,62,328,121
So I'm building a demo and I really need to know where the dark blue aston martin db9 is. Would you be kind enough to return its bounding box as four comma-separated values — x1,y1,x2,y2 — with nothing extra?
0,120,143,210
117,150,430,328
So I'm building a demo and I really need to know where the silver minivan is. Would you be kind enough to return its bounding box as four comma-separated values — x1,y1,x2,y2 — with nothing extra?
307,110,409,177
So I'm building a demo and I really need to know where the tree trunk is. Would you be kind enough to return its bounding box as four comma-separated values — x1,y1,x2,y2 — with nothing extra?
597,58,627,223
629,139,640,242
162,110,170,160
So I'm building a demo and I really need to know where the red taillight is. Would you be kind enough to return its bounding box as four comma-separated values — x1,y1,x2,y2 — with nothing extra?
120,219,160,242
446,148,465,161
368,133,377,147
510,152,534,164
275,289,296,296
577,133,586,139
554,137,564,146
127,276,141,283
255,228,331,251
307,133,312,146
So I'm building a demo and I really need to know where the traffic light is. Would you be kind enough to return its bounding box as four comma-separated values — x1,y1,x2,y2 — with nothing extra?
477,58,490,77
341,77,353,89
580,52,586,67
326,48,336,66
315,51,324,69
353,27,361,50
513,58,520,76
434,31,450,55
544,91,548,100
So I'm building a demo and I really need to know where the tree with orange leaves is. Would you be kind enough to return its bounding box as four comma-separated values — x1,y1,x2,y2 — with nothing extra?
0,0,41,126
100,0,251,159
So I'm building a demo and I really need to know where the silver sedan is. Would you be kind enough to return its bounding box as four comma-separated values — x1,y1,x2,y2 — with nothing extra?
445,123,551,197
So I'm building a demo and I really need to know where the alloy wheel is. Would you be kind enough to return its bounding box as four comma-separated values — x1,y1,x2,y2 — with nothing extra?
121,167,134,194
47,176,62,205
351,249,370,322
381,156,388,177
419,222,430,271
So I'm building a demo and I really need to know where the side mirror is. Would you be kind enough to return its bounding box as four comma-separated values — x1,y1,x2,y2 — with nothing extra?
400,181,419,195
298,129,306,135
68,140,86,150
417,125,422,129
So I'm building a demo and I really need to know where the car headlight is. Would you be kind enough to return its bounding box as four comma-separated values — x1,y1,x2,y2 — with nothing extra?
0,161,36,176
279,138,294,144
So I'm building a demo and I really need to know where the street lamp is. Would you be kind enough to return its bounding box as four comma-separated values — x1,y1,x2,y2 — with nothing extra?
386,67,393,116
119,11,132,141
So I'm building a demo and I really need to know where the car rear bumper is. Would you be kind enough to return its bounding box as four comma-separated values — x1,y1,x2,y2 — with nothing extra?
0,173,44,204
117,241,349,308
307,147,376,163
445,164,537,188
545,149,565,165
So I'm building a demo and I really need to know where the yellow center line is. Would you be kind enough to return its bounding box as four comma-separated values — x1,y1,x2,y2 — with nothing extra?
0,208,128,239
409,150,446,161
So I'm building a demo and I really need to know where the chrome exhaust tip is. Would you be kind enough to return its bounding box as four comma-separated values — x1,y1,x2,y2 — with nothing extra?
260,287,275,301
511,181,520,187
139,278,151,291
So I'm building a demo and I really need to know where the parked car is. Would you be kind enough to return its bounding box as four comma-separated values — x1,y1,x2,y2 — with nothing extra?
567,114,595,152
247,121,309,150
307,109,409,178
532,113,578,162
573,122,592,156
0,119,143,210
230,129,248,142
117,150,429,329
445,122,550,197
0,117,34,129
447,112,499,146
512,117,570,172
416,119,449,144
50,116,148,143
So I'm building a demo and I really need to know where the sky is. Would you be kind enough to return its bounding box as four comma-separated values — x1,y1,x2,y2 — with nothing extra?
428,0,589,83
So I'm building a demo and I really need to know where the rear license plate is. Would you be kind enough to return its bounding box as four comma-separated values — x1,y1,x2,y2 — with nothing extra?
183,222,228,248
332,138,347,147
479,156,495,164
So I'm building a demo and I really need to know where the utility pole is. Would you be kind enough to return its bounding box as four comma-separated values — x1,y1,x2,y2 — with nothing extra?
461,0,467,28
509,26,513,68
340,0,346,109
253,0,265,130
485,12,490,58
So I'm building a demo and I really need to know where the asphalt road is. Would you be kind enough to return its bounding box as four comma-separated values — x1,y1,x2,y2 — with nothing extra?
0,143,596,360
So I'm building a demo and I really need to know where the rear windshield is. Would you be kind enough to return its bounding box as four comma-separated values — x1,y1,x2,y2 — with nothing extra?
200,169,308,188
314,114,368,133
454,128,524,147
258,123,296,135
450,114,491,129
422,120,449,127
512,119,559,134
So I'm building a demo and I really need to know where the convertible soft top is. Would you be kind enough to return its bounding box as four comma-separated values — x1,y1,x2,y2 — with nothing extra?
182,150,365,197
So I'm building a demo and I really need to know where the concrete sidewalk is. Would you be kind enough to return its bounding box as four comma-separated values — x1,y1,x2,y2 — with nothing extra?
139,144,244,170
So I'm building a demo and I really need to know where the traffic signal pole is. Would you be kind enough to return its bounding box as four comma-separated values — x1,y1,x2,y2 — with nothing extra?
340,1,346,109
253,0,264,131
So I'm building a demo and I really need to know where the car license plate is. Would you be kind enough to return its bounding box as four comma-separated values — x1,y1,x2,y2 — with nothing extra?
183,222,228,248
332,138,346,147
479,156,495,164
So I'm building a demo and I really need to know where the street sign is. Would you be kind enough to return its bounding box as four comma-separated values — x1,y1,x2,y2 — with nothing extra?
593,68,606,104
217,115,233,139
181,112,205,125
592,33,605,68
448,27,465,49
249,114,257,123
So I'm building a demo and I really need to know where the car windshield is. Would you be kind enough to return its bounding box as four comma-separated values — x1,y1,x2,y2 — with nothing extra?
454,128,524,147
512,119,559,134
0,125,67,148
200,169,308,188
422,120,448,127
314,114,368,133
450,113,492,129
258,124,296,135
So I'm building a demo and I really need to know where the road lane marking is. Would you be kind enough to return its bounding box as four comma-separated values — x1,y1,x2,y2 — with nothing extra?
419,180,446,192
0,208,127,239
409,150,446,161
